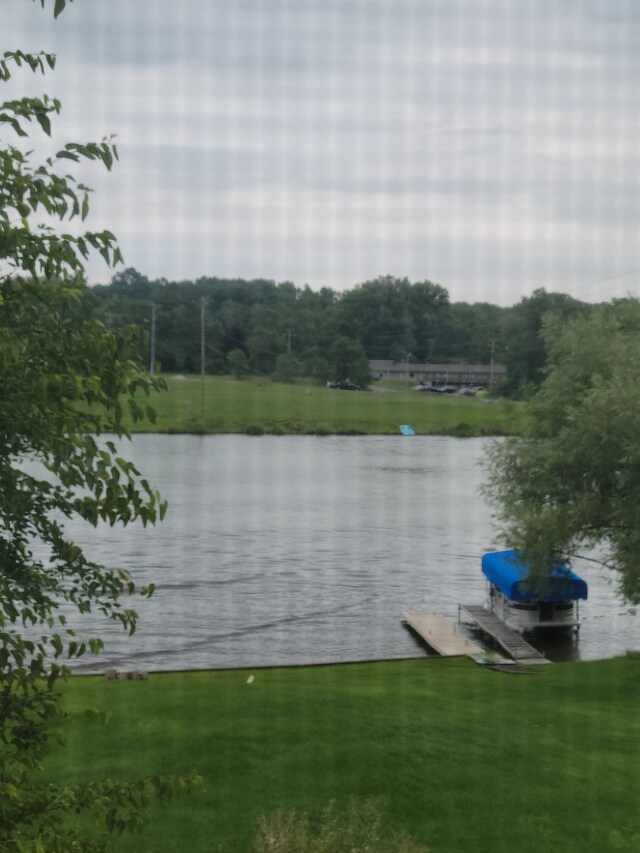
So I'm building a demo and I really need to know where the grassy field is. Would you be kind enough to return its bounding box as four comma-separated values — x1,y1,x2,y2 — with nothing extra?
127,375,523,436
46,656,640,852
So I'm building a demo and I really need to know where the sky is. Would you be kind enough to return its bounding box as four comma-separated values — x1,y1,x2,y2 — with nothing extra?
4,0,640,305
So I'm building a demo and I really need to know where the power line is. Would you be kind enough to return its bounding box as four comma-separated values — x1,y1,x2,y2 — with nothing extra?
571,265,640,292
566,266,640,301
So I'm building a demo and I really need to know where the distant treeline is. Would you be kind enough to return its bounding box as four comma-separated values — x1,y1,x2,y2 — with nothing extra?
86,269,593,395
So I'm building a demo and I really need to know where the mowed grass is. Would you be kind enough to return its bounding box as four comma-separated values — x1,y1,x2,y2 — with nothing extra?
46,657,640,852
127,375,523,436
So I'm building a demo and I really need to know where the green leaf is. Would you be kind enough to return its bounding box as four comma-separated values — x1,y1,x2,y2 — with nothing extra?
35,110,52,136
0,12,171,841
53,0,68,19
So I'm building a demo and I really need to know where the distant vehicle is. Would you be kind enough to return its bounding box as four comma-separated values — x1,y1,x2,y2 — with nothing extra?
422,385,456,394
416,383,485,395
326,380,361,391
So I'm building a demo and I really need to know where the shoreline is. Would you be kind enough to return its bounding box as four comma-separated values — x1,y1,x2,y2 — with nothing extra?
117,375,524,437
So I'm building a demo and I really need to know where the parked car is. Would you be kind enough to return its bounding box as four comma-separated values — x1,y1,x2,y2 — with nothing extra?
326,380,361,391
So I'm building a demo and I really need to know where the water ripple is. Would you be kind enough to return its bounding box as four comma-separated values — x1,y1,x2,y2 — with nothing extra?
47,435,638,671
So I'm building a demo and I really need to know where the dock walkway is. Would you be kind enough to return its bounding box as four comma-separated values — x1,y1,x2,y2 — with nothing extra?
461,604,551,664
403,611,483,657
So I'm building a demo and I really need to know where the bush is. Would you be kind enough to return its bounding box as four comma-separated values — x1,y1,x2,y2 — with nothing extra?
273,353,301,383
228,348,250,378
254,798,429,852
444,422,477,438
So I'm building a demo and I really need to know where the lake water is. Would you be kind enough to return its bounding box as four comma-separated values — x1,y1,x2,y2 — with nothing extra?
58,435,637,671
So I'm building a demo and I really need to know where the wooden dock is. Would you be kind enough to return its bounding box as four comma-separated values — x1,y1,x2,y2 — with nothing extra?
461,605,551,664
403,611,484,658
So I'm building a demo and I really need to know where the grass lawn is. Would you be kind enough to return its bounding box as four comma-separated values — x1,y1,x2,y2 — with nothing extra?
46,657,640,852
128,375,523,436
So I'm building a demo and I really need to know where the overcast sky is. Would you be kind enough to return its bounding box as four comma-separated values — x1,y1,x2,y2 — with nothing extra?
5,0,640,304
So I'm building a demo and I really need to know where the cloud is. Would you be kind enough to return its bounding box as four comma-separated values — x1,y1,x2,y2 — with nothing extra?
4,0,640,304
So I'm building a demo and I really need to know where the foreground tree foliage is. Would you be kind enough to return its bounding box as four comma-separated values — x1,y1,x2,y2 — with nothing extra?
484,299,640,603
1,3,199,849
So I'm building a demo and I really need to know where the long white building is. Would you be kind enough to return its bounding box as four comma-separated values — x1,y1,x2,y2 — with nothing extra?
369,359,507,389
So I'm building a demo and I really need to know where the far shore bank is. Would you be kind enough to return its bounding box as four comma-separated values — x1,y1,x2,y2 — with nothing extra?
125,375,523,437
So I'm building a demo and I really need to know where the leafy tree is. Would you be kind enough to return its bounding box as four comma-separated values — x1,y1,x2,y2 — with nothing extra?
498,289,588,396
273,352,301,383
1,3,198,848
110,266,151,296
246,303,286,374
443,301,505,364
483,299,640,602
335,276,448,361
227,347,250,378
218,298,251,352
303,348,331,385
327,337,372,388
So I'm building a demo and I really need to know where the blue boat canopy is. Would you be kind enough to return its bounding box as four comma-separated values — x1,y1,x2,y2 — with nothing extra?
482,550,588,602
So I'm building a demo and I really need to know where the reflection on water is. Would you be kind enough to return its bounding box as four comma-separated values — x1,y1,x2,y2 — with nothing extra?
50,435,637,671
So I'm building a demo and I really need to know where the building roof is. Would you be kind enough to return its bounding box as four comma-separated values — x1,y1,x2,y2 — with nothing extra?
481,550,588,601
370,359,506,375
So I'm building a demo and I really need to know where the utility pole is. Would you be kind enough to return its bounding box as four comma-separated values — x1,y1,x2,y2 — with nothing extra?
149,302,157,375
489,340,495,391
200,298,206,419
286,329,292,355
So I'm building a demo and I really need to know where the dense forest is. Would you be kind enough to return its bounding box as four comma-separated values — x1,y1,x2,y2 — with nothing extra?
86,269,592,395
